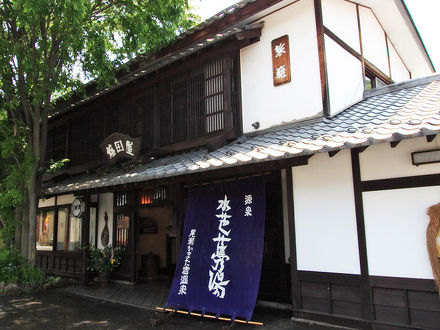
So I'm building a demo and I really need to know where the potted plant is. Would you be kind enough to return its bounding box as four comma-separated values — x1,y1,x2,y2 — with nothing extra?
87,245,124,287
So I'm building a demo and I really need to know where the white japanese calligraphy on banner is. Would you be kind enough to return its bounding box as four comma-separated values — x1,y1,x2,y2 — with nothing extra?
208,195,231,299
178,229,197,295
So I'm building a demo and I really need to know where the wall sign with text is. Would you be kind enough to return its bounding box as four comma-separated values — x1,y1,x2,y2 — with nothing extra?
271,35,291,86
99,133,141,164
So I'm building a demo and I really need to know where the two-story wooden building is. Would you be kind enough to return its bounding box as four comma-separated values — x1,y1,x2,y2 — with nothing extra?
37,0,440,328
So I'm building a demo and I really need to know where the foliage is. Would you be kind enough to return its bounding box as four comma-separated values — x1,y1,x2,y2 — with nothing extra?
87,244,125,273
0,116,33,246
0,248,44,288
0,0,197,261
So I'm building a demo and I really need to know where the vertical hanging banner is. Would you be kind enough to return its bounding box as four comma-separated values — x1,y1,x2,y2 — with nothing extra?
166,177,265,321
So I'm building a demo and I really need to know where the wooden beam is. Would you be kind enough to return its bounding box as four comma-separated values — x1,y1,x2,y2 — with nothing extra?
390,140,401,148
328,150,340,157
427,134,436,143
314,0,330,118
285,168,301,312
361,173,440,192
350,149,374,321
323,26,392,86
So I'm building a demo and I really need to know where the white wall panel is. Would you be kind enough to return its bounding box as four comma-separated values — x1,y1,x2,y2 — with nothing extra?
322,0,360,52
325,36,364,115
360,137,440,181
293,150,361,274
241,0,322,133
97,193,113,248
359,6,389,76
388,38,410,83
363,187,439,279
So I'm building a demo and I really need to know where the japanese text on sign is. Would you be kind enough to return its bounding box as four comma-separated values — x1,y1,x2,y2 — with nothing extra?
271,35,291,86
208,195,231,299
244,194,253,217
178,229,197,295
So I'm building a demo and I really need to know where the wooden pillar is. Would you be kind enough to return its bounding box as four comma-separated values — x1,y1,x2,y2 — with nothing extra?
173,183,185,258
285,168,302,312
351,149,374,321
80,195,90,285
223,56,234,134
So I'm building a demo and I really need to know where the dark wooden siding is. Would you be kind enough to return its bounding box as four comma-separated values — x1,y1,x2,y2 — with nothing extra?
46,55,238,169
36,251,82,278
293,272,440,330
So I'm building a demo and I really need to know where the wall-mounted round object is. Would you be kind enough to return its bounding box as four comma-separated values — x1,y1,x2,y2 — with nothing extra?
71,197,85,218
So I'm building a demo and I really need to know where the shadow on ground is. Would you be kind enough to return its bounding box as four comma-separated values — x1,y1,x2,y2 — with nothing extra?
0,289,340,329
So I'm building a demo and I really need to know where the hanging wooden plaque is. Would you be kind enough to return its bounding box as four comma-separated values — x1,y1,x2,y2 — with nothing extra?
99,133,141,164
271,35,291,86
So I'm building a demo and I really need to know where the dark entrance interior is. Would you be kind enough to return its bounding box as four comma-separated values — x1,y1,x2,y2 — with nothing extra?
258,171,291,304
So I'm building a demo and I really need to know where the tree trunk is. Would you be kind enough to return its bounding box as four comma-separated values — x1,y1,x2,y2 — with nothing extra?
27,168,38,265
14,205,23,251
21,191,29,260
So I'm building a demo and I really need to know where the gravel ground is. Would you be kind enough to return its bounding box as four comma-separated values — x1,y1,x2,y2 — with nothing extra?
0,289,343,329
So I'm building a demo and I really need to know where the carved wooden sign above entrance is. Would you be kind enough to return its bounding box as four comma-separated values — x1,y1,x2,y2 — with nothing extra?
99,133,141,164
271,35,291,86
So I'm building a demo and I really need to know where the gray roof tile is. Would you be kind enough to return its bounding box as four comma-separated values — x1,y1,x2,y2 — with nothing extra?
45,75,440,195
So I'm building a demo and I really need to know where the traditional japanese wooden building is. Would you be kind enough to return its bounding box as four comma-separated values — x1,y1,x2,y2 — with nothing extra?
37,0,440,328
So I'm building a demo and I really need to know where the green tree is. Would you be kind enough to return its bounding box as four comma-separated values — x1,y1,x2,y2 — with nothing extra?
0,0,196,263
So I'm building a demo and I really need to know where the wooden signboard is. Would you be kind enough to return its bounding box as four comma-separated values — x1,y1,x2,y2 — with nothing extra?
99,133,141,164
271,35,291,86
139,218,157,234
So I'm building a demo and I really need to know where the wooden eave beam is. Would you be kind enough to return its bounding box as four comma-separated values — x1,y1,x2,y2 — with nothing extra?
160,0,283,55
390,140,401,148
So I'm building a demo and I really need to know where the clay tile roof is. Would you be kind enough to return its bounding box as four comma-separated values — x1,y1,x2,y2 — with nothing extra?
44,74,440,194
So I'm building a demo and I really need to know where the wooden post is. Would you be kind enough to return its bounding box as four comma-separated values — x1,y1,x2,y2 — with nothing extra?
81,195,90,285
285,168,301,312
351,149,374,321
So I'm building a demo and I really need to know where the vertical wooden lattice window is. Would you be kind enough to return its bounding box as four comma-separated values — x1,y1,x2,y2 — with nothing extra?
69,119,88,166
204,58,224,133
158,58,226,146
132,92,154,151
53,125,67,161
116,213,129,247
115,193,129,247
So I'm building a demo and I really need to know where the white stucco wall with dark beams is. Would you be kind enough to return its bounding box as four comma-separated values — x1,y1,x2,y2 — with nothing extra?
322,0,412,116
363,186,438,279
359,136,440,180
359,136,440,279
292,150,361,274
97,193,113,249
240,0,322,133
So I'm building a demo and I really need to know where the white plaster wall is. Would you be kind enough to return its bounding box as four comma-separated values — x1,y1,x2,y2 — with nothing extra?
363,186,439,279
325,36,364,115
359,6,389,76
292,150,361,274
322,0,360,53
97,193,113,248
240,0,322,133
38,197,55,208
360,137,440,181
388,39,410,83
57,194,75,205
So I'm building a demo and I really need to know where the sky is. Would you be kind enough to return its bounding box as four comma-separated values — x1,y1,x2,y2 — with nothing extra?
190,0,440,71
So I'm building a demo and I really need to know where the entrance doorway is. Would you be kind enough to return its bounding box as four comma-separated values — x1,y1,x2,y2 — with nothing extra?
137,205,176,281
259,172,291,303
